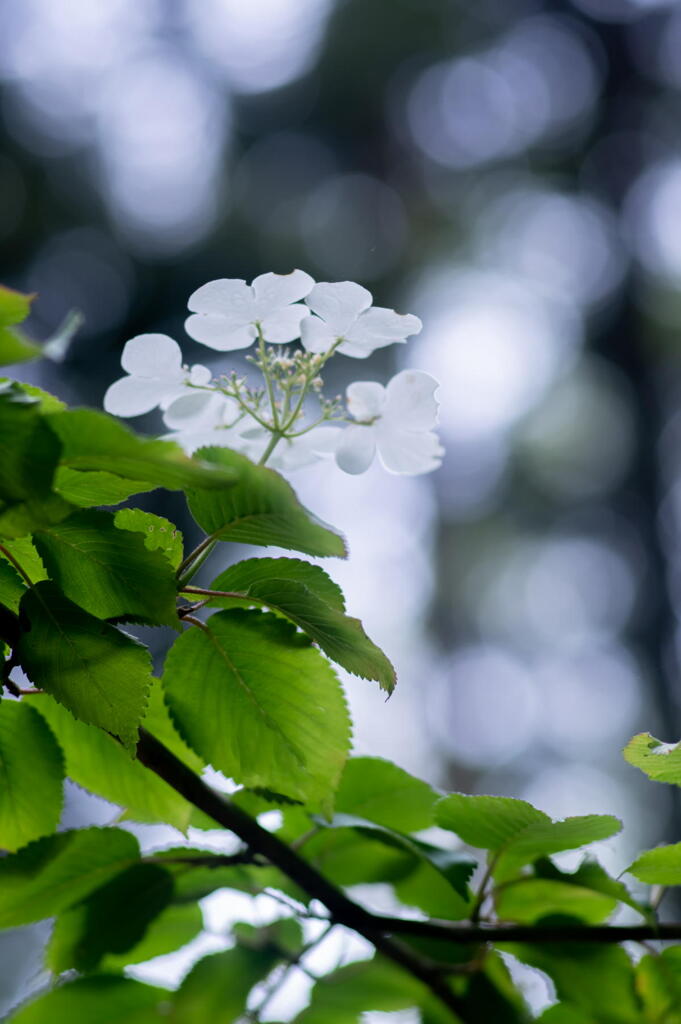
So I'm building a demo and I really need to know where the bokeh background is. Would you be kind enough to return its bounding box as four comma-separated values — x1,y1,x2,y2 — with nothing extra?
3,0,681,1015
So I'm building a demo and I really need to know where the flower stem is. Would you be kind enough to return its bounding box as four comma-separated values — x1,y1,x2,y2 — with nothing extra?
258,432,283,465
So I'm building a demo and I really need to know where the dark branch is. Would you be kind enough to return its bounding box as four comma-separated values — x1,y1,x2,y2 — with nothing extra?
136,728,470,1022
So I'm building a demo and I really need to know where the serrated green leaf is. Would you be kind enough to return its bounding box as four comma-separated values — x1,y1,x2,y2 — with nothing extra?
0,536,47,584
7,975,168,1024
0,827,139,928
0,700,64,851
153,847,301,905
206,558,394,691
334,756,439,832
627,842,681,884
0,558,26,612
47,863,173,973
0,384,61,503
102,901,203,968
6,380,66,414
296,956,424,1023
115,508,183,569
0,287,40,368
435,794,621,876
0,286,34,327
623,732,681,785
47,409,238,492
33,509,179,626
26,686,202,832
172,945,281,1024
17,581,152,750
54,467,153,507
163,609,351,812
533,858,646,918
187,447,346,557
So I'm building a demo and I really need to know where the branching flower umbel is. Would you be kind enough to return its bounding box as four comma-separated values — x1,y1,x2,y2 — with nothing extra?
104,270,442,476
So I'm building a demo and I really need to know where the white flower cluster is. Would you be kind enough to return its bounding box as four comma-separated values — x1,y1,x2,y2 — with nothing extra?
104,271,443,476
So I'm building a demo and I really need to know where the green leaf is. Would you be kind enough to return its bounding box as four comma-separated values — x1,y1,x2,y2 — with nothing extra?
334,756,439,832
627,842,681,884
0,493,74,540
0,286,40,368
47,863,173,973
435,794,621,876
534,858,646,918
7,975,169,1024
207,558,394,691
636,947,681,1024
623,732,681,785
0,558,27,612
0,827,139,928
163,609,351,812
0,383,61,503
296,956,424,1023
187,447,346,557
508,934,640,1024
495,878,617,925
115,508,183,569
46,409,238,491
54,467,153,508
172,945,281,1024
33,509,179,626
0,536,47,584
0,700,64,851
26,686,202,832
102,902,203,968
313,812,475,901
536,1008,595,1024
17,581,152,750
154,846,307,905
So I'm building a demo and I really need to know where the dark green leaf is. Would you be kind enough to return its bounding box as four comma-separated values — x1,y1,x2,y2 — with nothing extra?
115,508,183,569
0,384,60,502
296,956,424,1023
17,581,152,750
7,975,168,1024
171,945,281,1024
102,902,203,968
163,609,351,811
187,447,346,557
47,863,173,973
26,684,202,831
33,509,179,626
0,558,26,612
46,409,238,491
0,700,64,851
0,827,139,928
0,493,74,540
207,558,394,691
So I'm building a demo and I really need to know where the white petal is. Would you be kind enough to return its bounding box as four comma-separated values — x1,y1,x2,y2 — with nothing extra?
375,424,444,475
162,390,223,430
344,307,422,355
121,334,183,379
251,270,314,315
346,380,385,422
304,425,343,455
104,375,174,417
165,425,244,456
185,315,256,351
189,364,212,385
300,316,338,354
260,304,310,343
187,279,253,323
269,437,322,471
305,281,372,333
335,424,377,474
383,370,440,431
